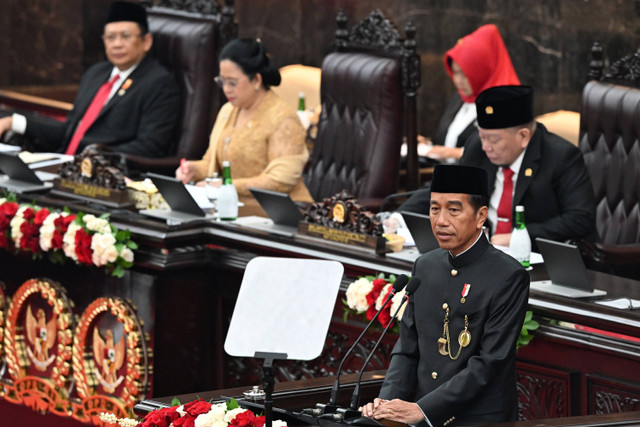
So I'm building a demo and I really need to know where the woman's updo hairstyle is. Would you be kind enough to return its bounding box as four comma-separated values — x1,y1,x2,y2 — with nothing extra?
220,38,281,88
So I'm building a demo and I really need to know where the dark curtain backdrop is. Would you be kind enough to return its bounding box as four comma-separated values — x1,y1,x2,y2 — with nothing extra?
1,0,638,137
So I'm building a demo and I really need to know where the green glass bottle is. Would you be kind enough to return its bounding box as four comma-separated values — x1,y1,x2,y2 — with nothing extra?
509,205,531,268
222,160,232,185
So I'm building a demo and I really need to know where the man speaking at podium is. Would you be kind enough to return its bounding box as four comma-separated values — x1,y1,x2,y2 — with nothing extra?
361,164,530,426
0,1,179,157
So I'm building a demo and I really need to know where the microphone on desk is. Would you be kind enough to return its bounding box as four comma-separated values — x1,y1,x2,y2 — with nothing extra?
346,276,422,418
326,274,410,413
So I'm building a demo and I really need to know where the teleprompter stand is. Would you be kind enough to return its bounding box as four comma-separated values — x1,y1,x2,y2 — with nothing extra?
224,257,344,427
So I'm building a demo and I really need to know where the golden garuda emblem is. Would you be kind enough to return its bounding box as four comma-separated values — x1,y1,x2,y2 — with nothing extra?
93,328,125,393
25,305,57,371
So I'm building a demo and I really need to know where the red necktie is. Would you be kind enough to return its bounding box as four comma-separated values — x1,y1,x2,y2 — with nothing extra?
495,167,514,234
65,74,120,155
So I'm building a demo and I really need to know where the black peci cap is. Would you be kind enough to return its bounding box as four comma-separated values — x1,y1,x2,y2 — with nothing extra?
430,164,490,198
106,1,148,33
475,85,534,129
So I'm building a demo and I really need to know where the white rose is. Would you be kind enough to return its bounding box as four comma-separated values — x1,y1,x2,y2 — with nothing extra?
94,244,119,266
272,420,288,427
345,278,374,312
390,289,407,321
176,404,186,417
91,233,118,266
85,215,111,234
120,247,134,263
63,222,83,261
375,283,393,310
10,206,29,246
206,403,227,423
39,212,61,251
223,407,247,423
194,411,215,427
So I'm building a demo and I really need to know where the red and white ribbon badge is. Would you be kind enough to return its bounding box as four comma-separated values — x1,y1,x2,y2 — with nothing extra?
461,283,471,298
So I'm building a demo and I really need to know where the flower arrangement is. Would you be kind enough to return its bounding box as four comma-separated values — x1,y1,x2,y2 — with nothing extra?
343,273,408,329
99,398,287,427
0,195,136,277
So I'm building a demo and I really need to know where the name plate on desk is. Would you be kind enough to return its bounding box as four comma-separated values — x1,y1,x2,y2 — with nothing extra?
298,221,383,249
52,146,132,207
52,178,131,207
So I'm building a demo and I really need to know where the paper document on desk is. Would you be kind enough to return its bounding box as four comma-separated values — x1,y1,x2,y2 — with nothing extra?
185,184,214,210
495,245,544,264
0,143,21,153
19,152,73,168
595,298,640,310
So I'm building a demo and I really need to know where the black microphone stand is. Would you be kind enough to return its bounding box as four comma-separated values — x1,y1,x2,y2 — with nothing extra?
327,275,408,412
346,295,409,419
345,277,420,424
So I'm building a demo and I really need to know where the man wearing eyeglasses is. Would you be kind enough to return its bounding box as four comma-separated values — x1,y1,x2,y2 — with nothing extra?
0,1,179,157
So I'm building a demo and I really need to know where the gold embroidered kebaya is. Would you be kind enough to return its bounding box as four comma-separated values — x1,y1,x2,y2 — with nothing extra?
190,90,313,216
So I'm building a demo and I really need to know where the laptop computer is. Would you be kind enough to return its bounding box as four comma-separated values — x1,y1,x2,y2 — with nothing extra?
0,152,53,193
386,212,440,263
240,188,304,237
139,173,206,223
531,237,607,299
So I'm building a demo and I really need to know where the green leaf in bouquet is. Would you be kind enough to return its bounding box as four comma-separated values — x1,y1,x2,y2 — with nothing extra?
227,398,240,410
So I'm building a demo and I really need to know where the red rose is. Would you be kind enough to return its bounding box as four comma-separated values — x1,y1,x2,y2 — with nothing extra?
22,207,34,221
55,214,76,231
2,202,18,216
0,234,8,249
139,406,180,427
74,228,93,264
251,415,266,427
20,222,41,253
378,306,392,328
229,410,257,427
366,279,388,307
365,305,377,321
183,400,212,417
51,230,63,249
34,207,50,226
172,415,196,427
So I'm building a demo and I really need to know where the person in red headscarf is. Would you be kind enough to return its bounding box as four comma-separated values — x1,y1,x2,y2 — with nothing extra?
419,24,520,162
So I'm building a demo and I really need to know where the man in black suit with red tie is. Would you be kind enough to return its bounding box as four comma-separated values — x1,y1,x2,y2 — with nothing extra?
398,85,596,249
0,1,179,157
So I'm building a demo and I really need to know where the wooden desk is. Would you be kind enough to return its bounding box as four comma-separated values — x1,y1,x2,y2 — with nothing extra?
134,371,640,427
2,190,640,423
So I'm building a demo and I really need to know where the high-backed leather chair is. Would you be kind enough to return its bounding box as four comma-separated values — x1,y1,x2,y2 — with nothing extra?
576,42,640,279
304,10,421,205
122,0,237,176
